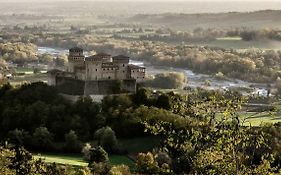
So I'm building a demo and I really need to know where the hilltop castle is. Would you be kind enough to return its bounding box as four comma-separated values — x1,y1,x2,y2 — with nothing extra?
48,47,145,95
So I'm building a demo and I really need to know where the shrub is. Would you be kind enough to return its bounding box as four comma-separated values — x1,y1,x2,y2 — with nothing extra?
89,146,109,163
88,146,111,175
109,165,131,175
136,152,159,174
82,143,92,161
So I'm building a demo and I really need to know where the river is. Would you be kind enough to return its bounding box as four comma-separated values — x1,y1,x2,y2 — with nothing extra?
38,47,268,96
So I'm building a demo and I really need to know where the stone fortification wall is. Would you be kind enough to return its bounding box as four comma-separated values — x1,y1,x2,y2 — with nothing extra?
56,77,85,95
55,77,136,95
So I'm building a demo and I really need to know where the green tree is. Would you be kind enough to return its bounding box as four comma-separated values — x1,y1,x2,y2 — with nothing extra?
64,130,81,152
142,93,277,174
94,126,118,153
32,127,53,150
88,146,111,175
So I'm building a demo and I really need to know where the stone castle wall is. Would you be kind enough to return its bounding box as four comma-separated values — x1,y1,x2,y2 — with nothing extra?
55,76,136,95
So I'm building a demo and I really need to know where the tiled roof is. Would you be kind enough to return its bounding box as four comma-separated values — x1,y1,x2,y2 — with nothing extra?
69,47,83,52
95,53,111,57
112,55,130,59
86,53,111,61
128,64,145,69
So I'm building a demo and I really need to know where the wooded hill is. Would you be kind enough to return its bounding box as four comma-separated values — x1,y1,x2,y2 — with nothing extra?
127,10,281,30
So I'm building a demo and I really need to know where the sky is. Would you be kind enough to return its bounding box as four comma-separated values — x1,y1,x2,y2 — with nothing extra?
0,0,278,1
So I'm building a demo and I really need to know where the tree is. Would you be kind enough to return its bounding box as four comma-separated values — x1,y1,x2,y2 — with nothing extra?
64,130,81,152
82,143,92,161
240,30,258,41
0,146,15,175
136,152,171,174
32,127,53,150
109,165,131,175
88,146,111,175
275,77,281,97
155,94,172,110
94,126,118,153
142,92,277,174
147,72,187,89
8,129,30,146
11,147,46,175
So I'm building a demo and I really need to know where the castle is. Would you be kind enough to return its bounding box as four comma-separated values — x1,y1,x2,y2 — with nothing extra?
48,47,145,95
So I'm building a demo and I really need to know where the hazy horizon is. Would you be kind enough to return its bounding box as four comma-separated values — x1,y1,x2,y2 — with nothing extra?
0,0,279,2
0,0,280,16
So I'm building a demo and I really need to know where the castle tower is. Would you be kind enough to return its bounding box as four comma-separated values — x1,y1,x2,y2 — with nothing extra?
67,47,85,72
85,53,112,80
112,55,130,79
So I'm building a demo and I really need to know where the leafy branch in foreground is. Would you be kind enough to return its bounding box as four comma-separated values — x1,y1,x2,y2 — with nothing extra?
141,93,279,174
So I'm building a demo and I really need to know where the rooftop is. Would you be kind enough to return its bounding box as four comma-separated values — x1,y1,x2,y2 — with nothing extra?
112,55,130,59
95,53,111,57
69,47,83,52
128,64,145,70
86,53,111,62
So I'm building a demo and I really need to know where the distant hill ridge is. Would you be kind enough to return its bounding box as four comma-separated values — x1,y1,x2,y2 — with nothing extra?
128,10,281,30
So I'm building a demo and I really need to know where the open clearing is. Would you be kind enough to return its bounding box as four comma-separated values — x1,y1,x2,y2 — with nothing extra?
216,112,281,126
33,153,134,168
33,137,160,168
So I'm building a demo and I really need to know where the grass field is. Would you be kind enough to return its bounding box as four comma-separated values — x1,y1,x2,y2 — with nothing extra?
119,136,160,153
15,67,34,74
9,73,48,86
33,153,88,167
216,111,281,126
195,38,281,50
33,136,159,169
33,153,134,168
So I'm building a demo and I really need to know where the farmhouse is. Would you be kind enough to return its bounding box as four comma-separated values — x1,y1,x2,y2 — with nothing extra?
48,47,145,95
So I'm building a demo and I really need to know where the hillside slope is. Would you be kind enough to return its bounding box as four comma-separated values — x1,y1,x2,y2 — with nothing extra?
127,10,281,30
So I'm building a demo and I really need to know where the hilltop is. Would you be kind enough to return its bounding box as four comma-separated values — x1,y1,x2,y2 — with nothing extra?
127,10,281,30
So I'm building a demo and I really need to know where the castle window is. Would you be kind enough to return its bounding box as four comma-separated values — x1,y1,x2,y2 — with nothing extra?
108,76,111,79
103,68,105,71
123,64,125,67
111,68,113,70
96,69,97,71
123,71,125,73
133,71,135,73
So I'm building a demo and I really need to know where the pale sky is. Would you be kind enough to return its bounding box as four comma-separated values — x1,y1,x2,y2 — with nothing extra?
0,0,278,1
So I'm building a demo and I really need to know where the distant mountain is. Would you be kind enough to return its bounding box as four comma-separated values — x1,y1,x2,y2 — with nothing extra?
127,10,281,30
